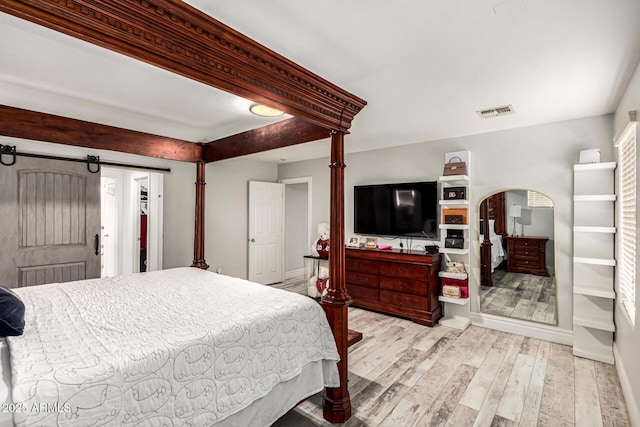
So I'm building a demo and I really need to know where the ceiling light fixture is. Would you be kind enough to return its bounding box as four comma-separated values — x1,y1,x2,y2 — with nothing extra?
249,103,285,117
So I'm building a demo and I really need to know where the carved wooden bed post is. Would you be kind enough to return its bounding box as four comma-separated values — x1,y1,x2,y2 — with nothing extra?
321,130,352,423
191,160,209,270
480,198,493,287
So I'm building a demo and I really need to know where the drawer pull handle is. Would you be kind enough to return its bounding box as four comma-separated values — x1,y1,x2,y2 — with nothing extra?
398,283,407,288
398,268,407,273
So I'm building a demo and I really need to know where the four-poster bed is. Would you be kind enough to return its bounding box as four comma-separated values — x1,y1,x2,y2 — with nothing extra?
480,192,507,287
0,0,366,423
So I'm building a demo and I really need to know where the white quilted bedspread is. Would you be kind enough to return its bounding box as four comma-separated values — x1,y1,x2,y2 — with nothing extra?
6,268,339,426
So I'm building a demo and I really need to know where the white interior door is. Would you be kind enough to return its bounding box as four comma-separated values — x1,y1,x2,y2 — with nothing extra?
0,156,101,287
99,168,163,276
248,181,284,284
100,176,119,277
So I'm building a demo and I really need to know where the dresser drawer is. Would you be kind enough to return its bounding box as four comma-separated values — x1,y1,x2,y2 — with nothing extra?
348,284,378,301
512,256,542,268
346,257,379,273
512,239,544,250
513,247,542,258
346,271,378,287
379,276,427,297
379,262,428,280
379,290,428,311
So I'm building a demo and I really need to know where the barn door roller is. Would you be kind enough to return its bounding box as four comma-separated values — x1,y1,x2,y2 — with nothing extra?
0,144,171,173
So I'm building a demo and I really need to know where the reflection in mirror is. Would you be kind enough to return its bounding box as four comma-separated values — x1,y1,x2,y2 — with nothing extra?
479,190,557,325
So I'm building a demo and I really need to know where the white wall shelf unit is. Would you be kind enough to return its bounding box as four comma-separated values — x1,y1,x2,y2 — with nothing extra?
573,226,616,233
439,199,470,206
438,295,470,305
439,271,467,280
438,164,470,330
439,247,470,255
439,224,470,230
572,162,616,364
574,195,617,202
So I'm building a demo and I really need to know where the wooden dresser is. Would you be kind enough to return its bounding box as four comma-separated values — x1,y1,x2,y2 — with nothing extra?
504,236,549,276
345,248,441,326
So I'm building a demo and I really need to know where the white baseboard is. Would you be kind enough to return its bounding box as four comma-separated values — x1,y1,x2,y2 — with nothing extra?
613,344,640,427
285,268,305,280
469,312,573,345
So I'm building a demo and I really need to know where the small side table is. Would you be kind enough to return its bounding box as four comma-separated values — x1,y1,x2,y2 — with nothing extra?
303,254,328,286
504,236,549,276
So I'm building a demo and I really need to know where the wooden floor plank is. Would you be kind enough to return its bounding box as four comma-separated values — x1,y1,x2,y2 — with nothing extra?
472,334,525,426
380,398,429,427
594,362,632,426
416,363,478,427
495,352,535,422
458,332,515,410
405,326,487,406
445,404,479,427
463,327,501,368
399,329,460,388
518,340,550,427
537,343,575,426
357,382,410,426
574,357,603,427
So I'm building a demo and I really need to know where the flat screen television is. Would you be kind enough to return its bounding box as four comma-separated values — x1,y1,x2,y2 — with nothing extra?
354,181,438,238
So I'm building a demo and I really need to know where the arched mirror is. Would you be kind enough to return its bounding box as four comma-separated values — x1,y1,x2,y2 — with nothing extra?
479,190,557,325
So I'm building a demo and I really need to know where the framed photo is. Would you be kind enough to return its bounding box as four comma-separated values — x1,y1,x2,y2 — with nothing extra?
364,237,378,249
346,235,360,247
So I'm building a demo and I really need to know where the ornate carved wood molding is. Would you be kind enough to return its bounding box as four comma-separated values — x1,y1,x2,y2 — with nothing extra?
203,117,330,163
0,105,202,162
0,0,366,131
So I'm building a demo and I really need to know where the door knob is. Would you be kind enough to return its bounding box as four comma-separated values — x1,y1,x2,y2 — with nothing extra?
250,238,255,243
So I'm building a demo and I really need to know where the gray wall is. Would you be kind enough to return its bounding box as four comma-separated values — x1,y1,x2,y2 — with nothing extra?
278,114,614,334
613,60,640,426
503,190,555,272
205,158,278,278
285,183,308,272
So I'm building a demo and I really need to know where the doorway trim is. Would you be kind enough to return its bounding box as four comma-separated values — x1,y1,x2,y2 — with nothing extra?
101,167,163,276
279,176,313,279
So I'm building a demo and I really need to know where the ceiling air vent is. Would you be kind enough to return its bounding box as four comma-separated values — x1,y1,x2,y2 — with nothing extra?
476,104,515,119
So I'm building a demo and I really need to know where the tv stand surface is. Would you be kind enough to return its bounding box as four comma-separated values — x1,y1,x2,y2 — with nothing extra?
345,248,442,326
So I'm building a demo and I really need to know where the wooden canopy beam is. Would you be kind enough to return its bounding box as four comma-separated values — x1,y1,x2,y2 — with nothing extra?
203,117,330,163
0,0,366,132
0,105,338,164
0,105,202,163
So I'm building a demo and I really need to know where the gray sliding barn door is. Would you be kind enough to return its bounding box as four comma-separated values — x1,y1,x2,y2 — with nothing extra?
0,156,101,288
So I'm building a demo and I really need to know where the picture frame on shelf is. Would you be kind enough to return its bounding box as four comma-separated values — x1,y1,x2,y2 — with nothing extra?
364,237,378,249
346,235,360,247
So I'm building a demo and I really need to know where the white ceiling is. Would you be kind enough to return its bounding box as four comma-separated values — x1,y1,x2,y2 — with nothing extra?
1,0,639,163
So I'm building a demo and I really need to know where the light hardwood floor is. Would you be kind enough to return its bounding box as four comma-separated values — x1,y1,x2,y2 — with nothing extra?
271,278,631,427
481,270,557,325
